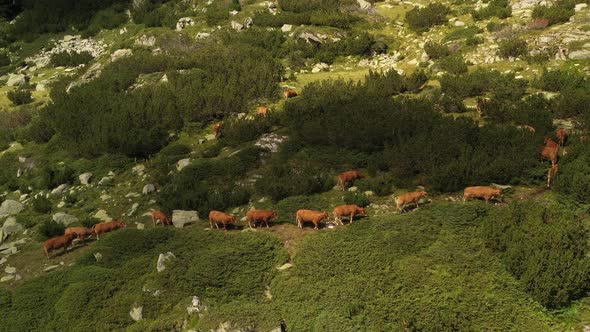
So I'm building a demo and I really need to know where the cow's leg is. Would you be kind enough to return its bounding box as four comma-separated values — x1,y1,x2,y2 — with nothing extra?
265,218,270,228
415,199,420,209
45,248,49,259
247,219,253,229
313,221,318,230
152,216,155,226
349,213,354,224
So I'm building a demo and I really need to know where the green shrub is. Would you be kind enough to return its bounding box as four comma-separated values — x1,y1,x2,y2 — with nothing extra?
438,54,468,74
81,217,100,229
310,10,359,28
253,11,312,27
406,3,450,32
482,202,590,308
532,1,575,25
221,116,273,146
50,51,93,67
278,0,340,13
424,41,450,60
554,88,590,118
355,173,397,196
498,38,528,58
7,89,32,105
472,0,511,20
38,163,75,190
487,21,508,32
32,196,52,214
443,27,482,42
132,1,177,28
533,68,587,92
440,68,527,99
0,52,10,67
343,192,370,207
38,220,65,240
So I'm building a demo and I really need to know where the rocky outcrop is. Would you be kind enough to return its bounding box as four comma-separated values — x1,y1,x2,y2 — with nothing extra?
79,173,93,185
157,252,175,272
172,210,199,228
52,213,78,226
0,200,24,218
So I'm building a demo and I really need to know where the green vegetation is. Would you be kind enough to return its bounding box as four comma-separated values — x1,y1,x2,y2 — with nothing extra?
7,89,32,106
498,38,529,58
472,0,511,20
50,51,93,67
406,3,450,32
532,0,577,26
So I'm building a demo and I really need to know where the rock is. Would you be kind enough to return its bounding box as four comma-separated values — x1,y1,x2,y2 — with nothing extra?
94,209,112,222
137,223,145,230
575,3,588,11
129,304,143,322
176,17,195,31
205,134,216,141
79,172,93,185
35,83,46,91
98,176,113,186
43,265,60,272
5,266,16,274
142,184,156,195
357,0,372,10
132,164,146,175
94,252,102,261
277,263,293,270
281,24,293,32
244,17,253,29
57,201,66,208
569,50,590,59
172,210,199,228
177,158,191,171
0,200,24,218
0,257,6,265
52,213,79,226
196,32,210,39
187,296,205,314
6,74,26,86
454,21,465,27
0,230,6,244
128,203,139,216
157,252,175,272
2,217,23,235
364,191,375,197
111,49,133,62
100,194,111,201
51,184,69,195
230,10,239,16
135,35,156,47
231,21,244,31
420,51,430,62
1,275,14,282
348,186,358,192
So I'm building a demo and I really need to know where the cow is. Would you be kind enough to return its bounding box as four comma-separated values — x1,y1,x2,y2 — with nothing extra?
556,128,568,146
540,145,559,166
246,209,278,228
337,170,364,191
92,220,127,240
64,227,94,244
463,186,502,203
395,190,429,213
257,106,270,117
44,233,77,259
475,97,490,117
517,125,536,133
544,137,559,149
333,205,366,225
296,209,329,230
151,209,172,226
547,163,559,188
212,121,223,139
283,89,298,100
209,210,237,230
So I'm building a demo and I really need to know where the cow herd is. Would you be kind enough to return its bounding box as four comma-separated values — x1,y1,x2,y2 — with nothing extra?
43,220,127,258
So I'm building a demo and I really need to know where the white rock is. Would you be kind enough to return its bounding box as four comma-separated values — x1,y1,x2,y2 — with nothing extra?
137,223,145,230
569,50,590,59
98,177,112,186
1,275,14,282
35,83,46,91
454,21,465,27
281,24,293,32
172,210,199,228
575,3,587,11
196,32,210,39
4,266,16,274
57,201,66,208
205,134,216,141
132,165,146,175
51,184,69,195
2,217,23,235
111,49,133,62
187,296,205,314
94,252,102,261
93,209,112,221
277,263,293,270
157,252,175,272
135,35,156,47
177,158,191,171
0,257,6,265
348,186,358,192
43,265,60,272
52,213,78,226
0,200,24,218
231,21,244,31
6,74,26,86
79,172,93,185
357,0,372,10
128,203,139,216
130,305,143,321
100,194,111,201
142,184,156,195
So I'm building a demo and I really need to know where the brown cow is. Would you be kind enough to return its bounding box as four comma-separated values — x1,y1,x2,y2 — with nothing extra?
209,210,236,230
92,220,127,240
283,89,298,100
540,145,559,166
246,209,278,228
395,191,429,213
44,233,77,259
151,209,172,226
64,227,94,244
556,128,568,146
475,97,490,117
257,106,270,117
463,186,502,203
547,163,559,188
544,137,559,149
333,205,366,225
337,170,364,191
517,125,536,133
212,121,223,139
296,209,329,230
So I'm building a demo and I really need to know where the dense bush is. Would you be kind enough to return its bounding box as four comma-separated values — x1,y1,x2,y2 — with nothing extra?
482,202,590,308
424,41,450,60
38,220,65,240
38,163,75,189
472,0,511,20
532,0,576,26
406,3,450,32
343,192,370,207
429,90,468,114
32,196,52,214
253,11,312,27
533,68,588,92
278,0,341,13
364,69,427,97
554,88,590,118
81,217,100,229
438,54,468,74
440,68,527,100
7,89,32,106
0,51,10,67
132,1,177,28
498,38,528,58
50,51,93,67
309,10,359,28
487,21,508,32
221,116,274,146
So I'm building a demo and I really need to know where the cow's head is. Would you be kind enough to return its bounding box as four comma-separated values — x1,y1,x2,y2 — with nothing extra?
230,215,237,223
358,207,367,216
421,191,429,197
271,211,278,219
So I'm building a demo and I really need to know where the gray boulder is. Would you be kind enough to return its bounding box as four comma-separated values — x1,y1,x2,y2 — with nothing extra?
51,184,69,195
142,184,156,195
231,21,244,31
176,158,191,171
157,252,175,272
93,209,112,221
0,200,24,218
79,173,93,185
172,210,199,228
129,304,143,322
6,74,27,87
53,213,79,226
2,217,23,235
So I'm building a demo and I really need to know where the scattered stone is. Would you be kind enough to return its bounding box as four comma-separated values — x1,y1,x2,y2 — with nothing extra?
176,17,195,31
348,186,358,192
0,257,6,265
187,296,206,314
277,263,293,270
0,230,6,245
57,201,66,208
36,83,46,91
196,32,210,39
111,49,133,62
357,0,372,10
6,74,27,86
137,223,145,230
157,252,176,272
177,158,191,171
142,184,156,195
132,164,146,175
79,173,93,185
5,265,16,274
0,200,24,218
281,24,293,32
100,194,111,201
454,21,465,27
2,217,23,235
569,50,590,59
1,275,14,282
172,210,199,228
128,203,139,216
44,265,60,272
205,134,217,141
130,304,143,322
94,209,112,221
53,213,79,226
231,21,244,31
51,184,69,195
575,3,588,11
94,252,102,261
98,176,113,186
364,191,375,197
